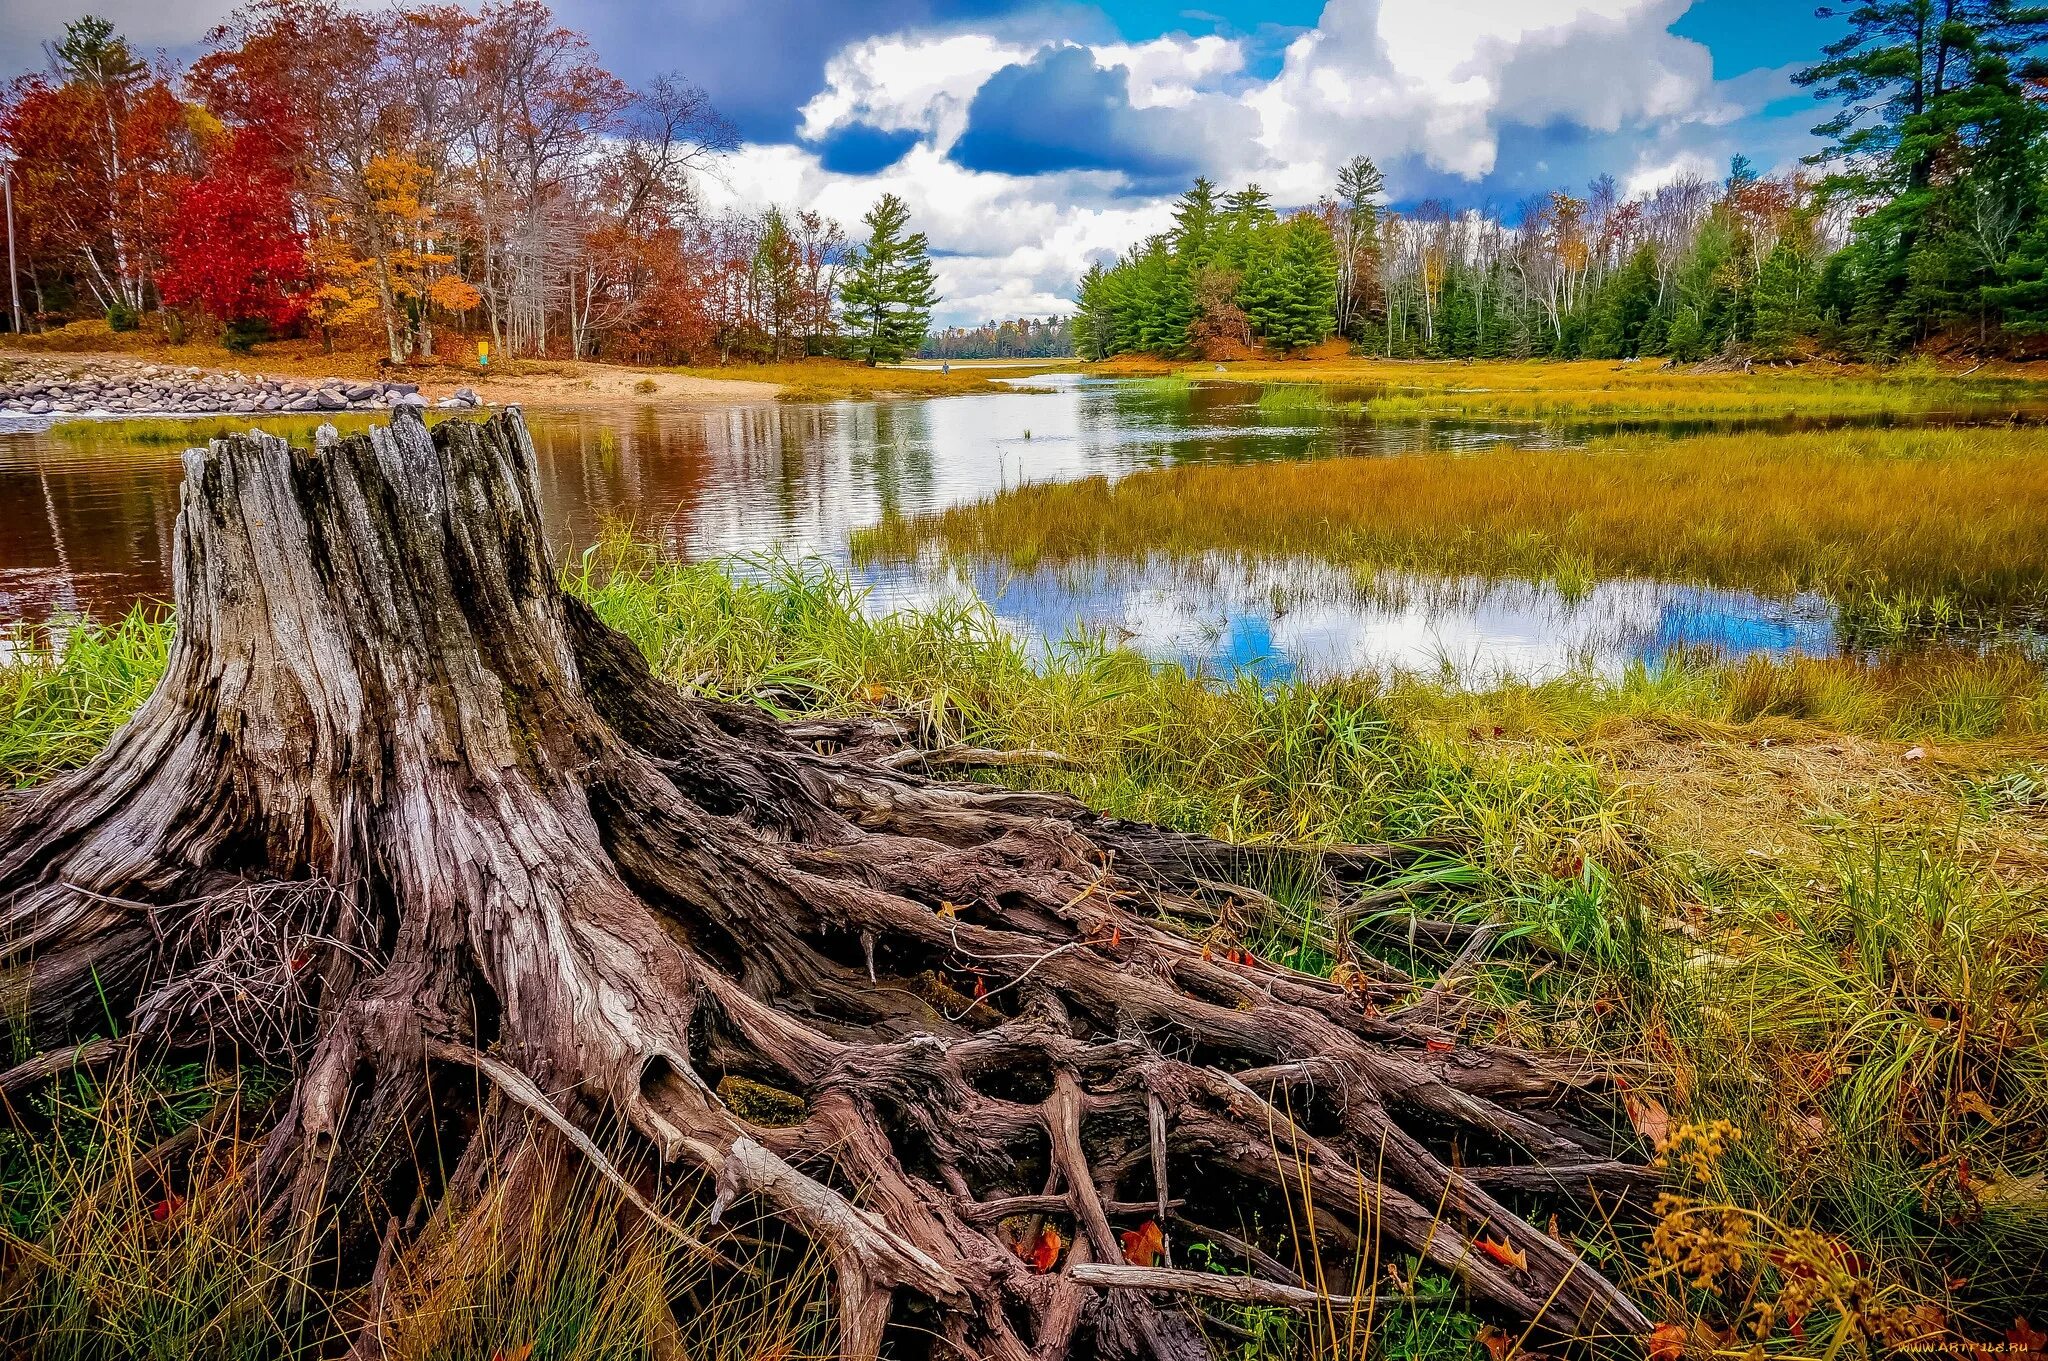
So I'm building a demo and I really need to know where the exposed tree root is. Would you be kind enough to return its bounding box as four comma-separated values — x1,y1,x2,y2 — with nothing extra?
0,408,1654,1358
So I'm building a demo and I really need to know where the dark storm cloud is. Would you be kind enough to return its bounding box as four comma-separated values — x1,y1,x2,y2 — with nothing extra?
950,43,1197,181
555,0,1036,140
814,123,922,174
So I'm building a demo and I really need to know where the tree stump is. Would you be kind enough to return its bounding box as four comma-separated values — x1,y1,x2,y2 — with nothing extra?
0,408,1652,1358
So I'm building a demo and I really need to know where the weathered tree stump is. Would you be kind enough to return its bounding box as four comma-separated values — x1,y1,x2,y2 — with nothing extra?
0,409,1652,1358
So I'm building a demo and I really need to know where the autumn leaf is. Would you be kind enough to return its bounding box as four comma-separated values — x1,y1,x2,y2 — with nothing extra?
149,1193,186,1223
1645,1322,1685,1361
1478,1325,1515,1361
1475,1236,1528,1271
1625,1095,1671,1147
1424,1037,1456,1054
936,901,960,919
1120,1219,1164,1267
1018,1224,1063,1272
1952,1090,1999,1124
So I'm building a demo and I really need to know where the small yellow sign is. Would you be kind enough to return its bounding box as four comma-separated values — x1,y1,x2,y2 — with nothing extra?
477,340,490,367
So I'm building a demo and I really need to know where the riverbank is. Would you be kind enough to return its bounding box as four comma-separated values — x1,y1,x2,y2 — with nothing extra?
4,551,2043,1357
0,326,1062,413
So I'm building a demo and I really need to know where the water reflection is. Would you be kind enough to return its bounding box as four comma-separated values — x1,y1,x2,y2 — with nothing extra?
0,380,2016,680
857,554,1842,683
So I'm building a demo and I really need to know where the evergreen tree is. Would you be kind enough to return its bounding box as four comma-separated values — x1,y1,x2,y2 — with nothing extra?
1797,2,2048,352
1751,238,1818,358
1588,246,1660,358
1239,214,1337,350
838,193,939,365
1074,263,1117,359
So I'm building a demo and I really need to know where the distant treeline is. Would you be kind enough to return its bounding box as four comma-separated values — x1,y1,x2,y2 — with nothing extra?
918,316,1074,360
1077,5,2048,362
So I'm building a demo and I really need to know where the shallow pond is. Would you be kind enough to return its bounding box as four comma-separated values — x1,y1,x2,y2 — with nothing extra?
0,375,2026,680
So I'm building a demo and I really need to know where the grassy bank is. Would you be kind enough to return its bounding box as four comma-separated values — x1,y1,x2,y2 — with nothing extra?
5,550,2043,1356
856,426,2048,616
1090,356,2048,418
47,412,454,448
666,358,1058,400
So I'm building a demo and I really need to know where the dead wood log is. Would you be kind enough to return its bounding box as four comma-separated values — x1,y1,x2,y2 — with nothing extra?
0,408,1652,1359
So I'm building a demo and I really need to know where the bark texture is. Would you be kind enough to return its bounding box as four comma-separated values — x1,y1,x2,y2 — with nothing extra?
0,408,1653,1358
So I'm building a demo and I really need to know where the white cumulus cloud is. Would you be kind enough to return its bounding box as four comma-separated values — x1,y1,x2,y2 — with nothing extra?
716,0,1808,325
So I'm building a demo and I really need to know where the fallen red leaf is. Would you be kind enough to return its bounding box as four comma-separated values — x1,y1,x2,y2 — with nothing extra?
2008,1318,2048,1359
150,1194,185,1223
1478,1325,1515,1361
1645,1321,1685,1361
1021,1224,1063,1272
1120,1219,1164,1267
1476,1236,1528,1272
1424,1037,1456,1054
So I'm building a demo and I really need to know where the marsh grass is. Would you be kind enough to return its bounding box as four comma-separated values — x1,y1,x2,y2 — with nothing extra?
1097,356,2048,418
855,426,2048,612
5,550,2045,1349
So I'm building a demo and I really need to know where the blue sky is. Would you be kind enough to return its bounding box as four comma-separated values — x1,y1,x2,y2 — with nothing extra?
0,1,1838,324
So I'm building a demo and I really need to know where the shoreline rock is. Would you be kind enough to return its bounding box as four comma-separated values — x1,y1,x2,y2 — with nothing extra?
0,356,458,420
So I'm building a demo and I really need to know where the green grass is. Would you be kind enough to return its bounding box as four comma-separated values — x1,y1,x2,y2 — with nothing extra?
49,412,450,448
856,425,2048,615
5,547,2044,1353
0,609,170,786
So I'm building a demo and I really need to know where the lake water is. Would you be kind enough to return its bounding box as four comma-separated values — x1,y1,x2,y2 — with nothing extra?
0,376,2004,681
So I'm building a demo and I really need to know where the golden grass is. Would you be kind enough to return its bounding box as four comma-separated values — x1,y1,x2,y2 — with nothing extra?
857,425,2048,606
1086,354,2048,417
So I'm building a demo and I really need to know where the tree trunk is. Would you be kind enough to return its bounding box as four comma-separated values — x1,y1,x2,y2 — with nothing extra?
0,409,1653,1359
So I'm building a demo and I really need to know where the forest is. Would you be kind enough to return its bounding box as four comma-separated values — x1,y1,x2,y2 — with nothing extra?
918,316,1076,360
1076,4,2048,362
0,4,940,365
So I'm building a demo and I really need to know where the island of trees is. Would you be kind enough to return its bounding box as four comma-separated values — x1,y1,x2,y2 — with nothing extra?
1078,5,2048,363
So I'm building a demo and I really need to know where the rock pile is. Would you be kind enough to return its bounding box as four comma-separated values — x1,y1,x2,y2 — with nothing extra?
0,358,483,417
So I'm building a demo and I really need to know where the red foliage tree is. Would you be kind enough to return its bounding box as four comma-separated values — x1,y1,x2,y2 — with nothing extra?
156,133,311,329
0,66,186,315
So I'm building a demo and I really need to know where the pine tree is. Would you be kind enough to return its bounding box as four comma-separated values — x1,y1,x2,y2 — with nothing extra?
1588,246,1660,358
1797,2,2048,353
1239,214,1337,350
1074,263,1117,359
839,193,939,365
1751,238,1818,358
